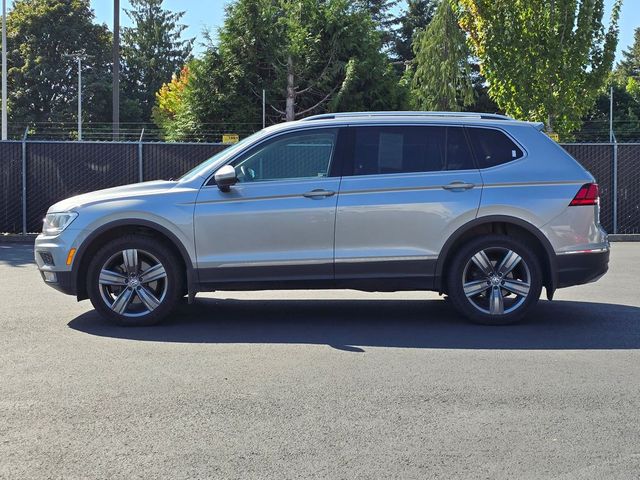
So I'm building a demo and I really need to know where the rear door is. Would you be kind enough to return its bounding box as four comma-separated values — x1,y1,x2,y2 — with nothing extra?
334,125,482,286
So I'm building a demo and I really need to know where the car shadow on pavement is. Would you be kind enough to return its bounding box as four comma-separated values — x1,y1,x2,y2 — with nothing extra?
68,297,640,350
0,244,34,268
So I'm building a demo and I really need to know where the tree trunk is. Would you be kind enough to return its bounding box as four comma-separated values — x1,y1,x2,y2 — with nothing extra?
285,55,295,122
547,113,555,133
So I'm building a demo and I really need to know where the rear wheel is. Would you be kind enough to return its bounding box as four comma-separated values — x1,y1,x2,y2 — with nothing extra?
446,235,543,325
87,236,183,326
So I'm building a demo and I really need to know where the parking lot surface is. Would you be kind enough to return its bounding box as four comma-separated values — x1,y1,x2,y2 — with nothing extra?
1,243,640,479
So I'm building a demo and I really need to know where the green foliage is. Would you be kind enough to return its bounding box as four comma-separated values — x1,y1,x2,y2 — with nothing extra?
353,0,400,48
411,0,474,111
393,0,437,63
155,0,406,140
617,27,640,78
578,29,640,142
579,80,640,142
459,0,622,135
121,0,193,123
5,0,112,132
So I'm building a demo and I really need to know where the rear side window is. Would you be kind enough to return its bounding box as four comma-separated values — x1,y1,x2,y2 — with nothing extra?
351,126,475,176
466,127,524,168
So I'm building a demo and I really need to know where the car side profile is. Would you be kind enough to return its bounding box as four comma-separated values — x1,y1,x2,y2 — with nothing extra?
35,112,609,326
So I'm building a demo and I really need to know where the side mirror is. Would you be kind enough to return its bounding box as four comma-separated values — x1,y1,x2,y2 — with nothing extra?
214,165,237,192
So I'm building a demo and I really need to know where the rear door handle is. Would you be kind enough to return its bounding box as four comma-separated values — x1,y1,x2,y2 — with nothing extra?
303,189,335,199
442,181,475,191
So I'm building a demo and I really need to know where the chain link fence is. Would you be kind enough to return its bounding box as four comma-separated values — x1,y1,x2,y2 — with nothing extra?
0,140,638,235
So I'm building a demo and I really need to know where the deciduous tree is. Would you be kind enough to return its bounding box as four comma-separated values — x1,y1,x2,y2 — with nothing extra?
458,0,622,135
5,0,112,134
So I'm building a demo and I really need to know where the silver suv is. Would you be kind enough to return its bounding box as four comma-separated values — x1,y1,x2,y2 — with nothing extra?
35,112,609,326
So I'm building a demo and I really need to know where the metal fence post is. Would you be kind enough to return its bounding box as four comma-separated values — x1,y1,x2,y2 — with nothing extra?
138,128,144,183
21,128,28,235
612,137,618,234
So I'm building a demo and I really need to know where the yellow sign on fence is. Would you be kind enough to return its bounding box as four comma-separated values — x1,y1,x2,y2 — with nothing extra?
547,132,560,142
222,133,240,144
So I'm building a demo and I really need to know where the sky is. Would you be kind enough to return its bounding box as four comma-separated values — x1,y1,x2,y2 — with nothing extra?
90,0,638,62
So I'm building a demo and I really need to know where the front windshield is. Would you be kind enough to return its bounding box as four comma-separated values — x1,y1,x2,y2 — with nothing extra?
178,131,264,182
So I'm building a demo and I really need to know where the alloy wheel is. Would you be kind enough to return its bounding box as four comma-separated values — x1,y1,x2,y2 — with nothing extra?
462,247,531,316
98,248,168,318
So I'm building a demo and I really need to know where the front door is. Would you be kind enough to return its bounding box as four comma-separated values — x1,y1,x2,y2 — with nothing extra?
194,128,341,285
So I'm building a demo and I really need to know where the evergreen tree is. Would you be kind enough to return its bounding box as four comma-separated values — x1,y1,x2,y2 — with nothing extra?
393,0,437,64
411,0,474,111
354,0,400,48
154,0,405,140
617,27,640,78
121,0,193,123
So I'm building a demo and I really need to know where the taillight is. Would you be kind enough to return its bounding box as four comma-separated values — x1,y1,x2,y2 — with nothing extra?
569,183,599,206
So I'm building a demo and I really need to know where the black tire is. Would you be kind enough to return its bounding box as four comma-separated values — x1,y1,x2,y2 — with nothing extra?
87,235,184,326
446,235,543,325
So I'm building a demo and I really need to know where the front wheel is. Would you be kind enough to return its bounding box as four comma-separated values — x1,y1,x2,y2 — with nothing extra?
87,235,183,326
446,235,543,325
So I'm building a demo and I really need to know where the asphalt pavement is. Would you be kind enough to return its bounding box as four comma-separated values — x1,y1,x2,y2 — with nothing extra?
1,243,640,479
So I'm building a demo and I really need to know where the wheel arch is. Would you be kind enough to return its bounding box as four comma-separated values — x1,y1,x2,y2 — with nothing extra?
73,219,196,301
435,215,557,298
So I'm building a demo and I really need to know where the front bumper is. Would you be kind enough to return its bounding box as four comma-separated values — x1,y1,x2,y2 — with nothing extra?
556,249,609,288
38,269,77,295
35,231,81,297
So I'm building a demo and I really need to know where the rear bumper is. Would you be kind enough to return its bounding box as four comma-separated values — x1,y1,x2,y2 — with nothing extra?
556,249,609,288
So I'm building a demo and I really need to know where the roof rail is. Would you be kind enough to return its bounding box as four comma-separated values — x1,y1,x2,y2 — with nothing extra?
302,111,514,122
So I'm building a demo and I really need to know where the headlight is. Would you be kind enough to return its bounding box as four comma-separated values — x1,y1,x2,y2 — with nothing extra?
42,212,78,236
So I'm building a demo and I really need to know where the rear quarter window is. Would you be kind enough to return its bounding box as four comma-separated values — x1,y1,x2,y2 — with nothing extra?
466,127,524,168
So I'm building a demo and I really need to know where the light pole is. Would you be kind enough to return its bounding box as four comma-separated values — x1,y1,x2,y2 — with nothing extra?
113,0,119,140
2,0,7,140
77,56,82,140
65,54,86,141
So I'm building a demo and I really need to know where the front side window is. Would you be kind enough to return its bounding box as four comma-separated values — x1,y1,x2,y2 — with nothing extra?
230,129,337,183
466,127,524,168
351,126,474,176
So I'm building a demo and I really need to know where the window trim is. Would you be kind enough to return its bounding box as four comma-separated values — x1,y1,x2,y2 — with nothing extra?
464,125,529,170
204,126,345,187
340,124,478,178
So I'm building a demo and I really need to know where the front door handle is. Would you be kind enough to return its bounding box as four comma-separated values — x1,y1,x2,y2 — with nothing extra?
303,189,335,199
442,181,475,191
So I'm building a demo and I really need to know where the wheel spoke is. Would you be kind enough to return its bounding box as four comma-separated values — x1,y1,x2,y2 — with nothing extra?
99,269,127,286
502,279,530,297
136,286,161,312
489,286,504,315
496,250,522,277
471,250,494,276
111,287,135,314
139,263,166,284
464,279,490,298
122,249,139,275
